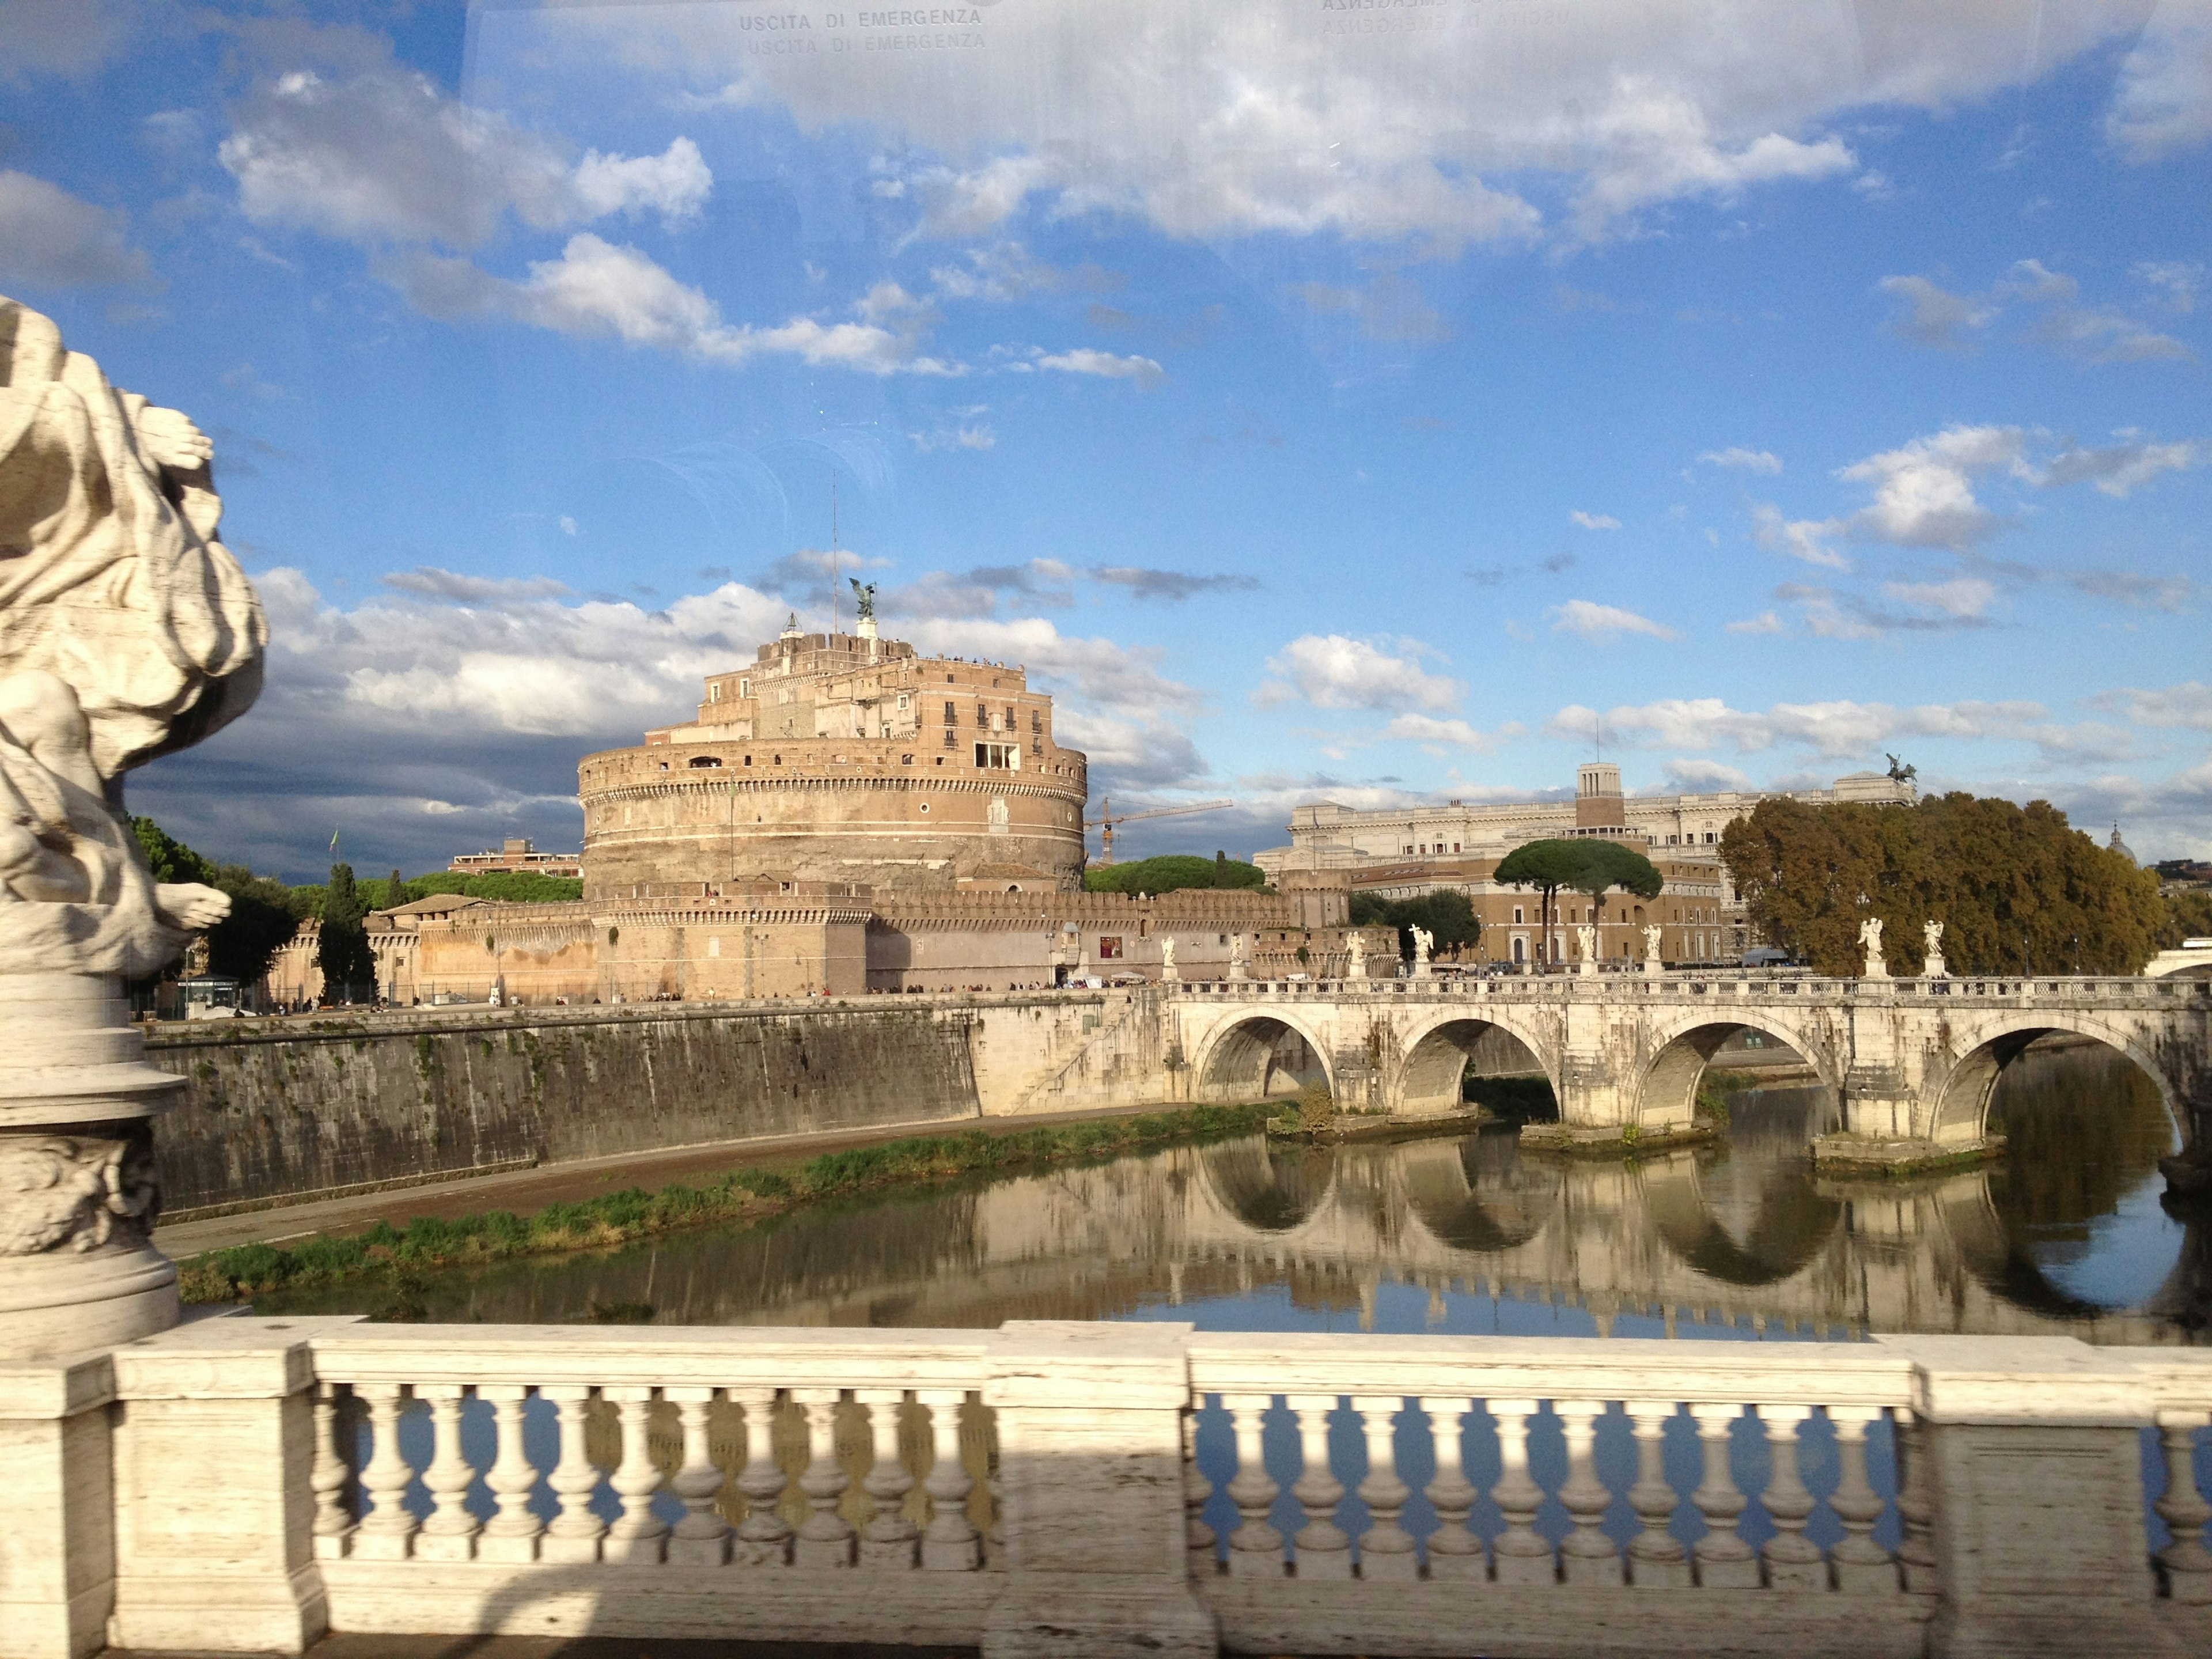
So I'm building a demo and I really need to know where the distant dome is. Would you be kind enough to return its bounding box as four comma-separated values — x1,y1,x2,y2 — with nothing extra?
2109,824,2138,867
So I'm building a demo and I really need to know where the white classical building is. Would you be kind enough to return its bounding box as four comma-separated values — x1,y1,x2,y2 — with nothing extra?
1255,766,1915,876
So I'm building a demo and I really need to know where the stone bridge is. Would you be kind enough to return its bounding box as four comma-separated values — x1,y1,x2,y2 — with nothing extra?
1165,972,2212,1168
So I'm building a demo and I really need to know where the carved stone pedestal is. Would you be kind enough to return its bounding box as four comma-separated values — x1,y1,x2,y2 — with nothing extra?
0,972,184,1361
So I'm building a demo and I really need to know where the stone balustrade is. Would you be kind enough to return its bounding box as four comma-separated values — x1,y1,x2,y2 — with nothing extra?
10,1317,2212,1658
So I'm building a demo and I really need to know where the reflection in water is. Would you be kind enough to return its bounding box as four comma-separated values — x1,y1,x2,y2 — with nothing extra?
260,1044,2201,1343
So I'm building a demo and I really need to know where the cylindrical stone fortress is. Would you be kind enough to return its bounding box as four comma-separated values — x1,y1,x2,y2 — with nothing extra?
581,620,1089,897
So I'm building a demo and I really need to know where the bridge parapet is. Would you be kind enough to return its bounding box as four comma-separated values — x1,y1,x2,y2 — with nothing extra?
11,1314,2206,1659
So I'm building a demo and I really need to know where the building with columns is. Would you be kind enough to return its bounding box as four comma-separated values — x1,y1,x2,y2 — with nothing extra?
1256,763,1916,967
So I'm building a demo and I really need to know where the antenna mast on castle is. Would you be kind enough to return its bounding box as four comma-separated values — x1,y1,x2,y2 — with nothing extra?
828,474,840,637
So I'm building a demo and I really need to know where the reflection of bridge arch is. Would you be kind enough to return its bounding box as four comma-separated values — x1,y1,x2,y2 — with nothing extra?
1927,1012,2186,1146
1396,1135,1563,1253
1392,1009,1559,1117
1191,1011,1335,1104
1633,1010,1841,1131
1641,1154,1842,1286
1194,1139,1339,1233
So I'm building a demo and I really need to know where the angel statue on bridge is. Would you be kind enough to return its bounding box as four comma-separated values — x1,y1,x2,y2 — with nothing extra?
1,295,263,976
1408,925,1433,974
1859,915,1887,978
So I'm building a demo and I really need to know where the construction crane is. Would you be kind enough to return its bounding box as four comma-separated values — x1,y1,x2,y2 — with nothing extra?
1084,798,1234,865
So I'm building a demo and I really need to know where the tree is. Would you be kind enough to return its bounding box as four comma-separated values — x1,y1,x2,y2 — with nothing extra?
1721,792,2164,976
397,870,585,904
206,865,300,984
387,869,406,911
316,863,377,1002
1084,854,1265,895
1349,889,1480,960
131,816,215,885
1567,840,1665,955
1494,839,1591,970
2164,890,2212,949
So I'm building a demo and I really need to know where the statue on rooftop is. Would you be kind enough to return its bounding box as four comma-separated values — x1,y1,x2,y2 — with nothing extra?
849,577,877,622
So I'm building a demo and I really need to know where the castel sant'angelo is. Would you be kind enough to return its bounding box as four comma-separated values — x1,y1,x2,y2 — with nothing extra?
326,605,1370,1006
578,610,1089,897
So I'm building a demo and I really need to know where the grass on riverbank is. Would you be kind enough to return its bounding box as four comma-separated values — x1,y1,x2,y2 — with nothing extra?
176,1101,1277,1304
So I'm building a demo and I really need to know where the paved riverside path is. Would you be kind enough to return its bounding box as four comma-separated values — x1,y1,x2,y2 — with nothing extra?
154,1101,1166,1258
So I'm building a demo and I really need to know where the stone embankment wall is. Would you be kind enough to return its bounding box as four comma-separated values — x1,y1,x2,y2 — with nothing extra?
145,998,1075,1216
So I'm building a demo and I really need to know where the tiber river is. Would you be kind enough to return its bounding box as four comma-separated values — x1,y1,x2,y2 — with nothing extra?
262,1042,2206,1346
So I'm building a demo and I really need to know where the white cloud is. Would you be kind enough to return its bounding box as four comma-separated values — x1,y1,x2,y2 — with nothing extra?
1,0,137,82
220,68,711,249
1256,634,1463,712
910,423,997,453
1750,502,1848,569
1547,695,2054,759
0,170,149,287
1658,757,1754,791
558,516,579,536
1994,257,2078,302
1834,423,2032,551
1699,446,1782,473
1569,510,1622,530
2044,433,2206,497
1549,600,1680,642
1034,348,1164,387
2135,260,2205,313
2107,7,2212,163
579,0,2120,252
2029,305,2192,364
1724,610,1786,635
1880,576,1997,620
1381,713,1516,751
1877,274,1997,349
2092,681,2212,731
396,234,964,376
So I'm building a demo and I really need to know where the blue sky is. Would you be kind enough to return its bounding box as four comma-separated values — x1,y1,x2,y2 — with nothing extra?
4,0,2208,880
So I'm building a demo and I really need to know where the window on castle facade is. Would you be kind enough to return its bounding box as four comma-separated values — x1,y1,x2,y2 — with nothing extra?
944,700,956,725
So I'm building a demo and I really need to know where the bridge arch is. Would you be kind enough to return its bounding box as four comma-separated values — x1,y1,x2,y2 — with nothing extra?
1927,1012,2185,1147
1190,1008,1336,1104
1633,1010,1842,1131
1392,1009,1559,1118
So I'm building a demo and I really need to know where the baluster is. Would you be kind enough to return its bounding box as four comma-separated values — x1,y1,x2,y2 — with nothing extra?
1827,1407,1896,1594
732,1387,794,1567
1760,1404,1825,1590
792,1388,855,1569
1892,1410,1940,1595
1625,1400,1688,1588
1222,1393,1284,1577
476,1385,544,1563
2157,1411,2212,1603
1688,1403,1759,1588
919,1389,981,1571
414,1384,481,1560
603,1387,670,1563
1183,1404,1218,1577
310,1381,354,1561
1353,1395,1418,1581
1556,1400,1623,1586
1287,1393,1350,1580
858,1389,919,1569
541,1385,609,1565
665,1386,732,1566
1488,1397,1555,1585
1421,1396,1482,1581
351,1383,418,1562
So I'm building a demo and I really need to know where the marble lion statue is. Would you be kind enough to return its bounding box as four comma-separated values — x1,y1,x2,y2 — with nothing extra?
0,296,266,975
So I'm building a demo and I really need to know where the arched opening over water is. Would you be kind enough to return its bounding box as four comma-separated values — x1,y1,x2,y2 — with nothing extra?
1637,1020,1833,1133
1196,1139,1337,1233
1929,1021,2181,1149
1194,1014,1331,1103
1975,1038,2187,1316
1398,1134,1563,1253
1397,1017,1552,1118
